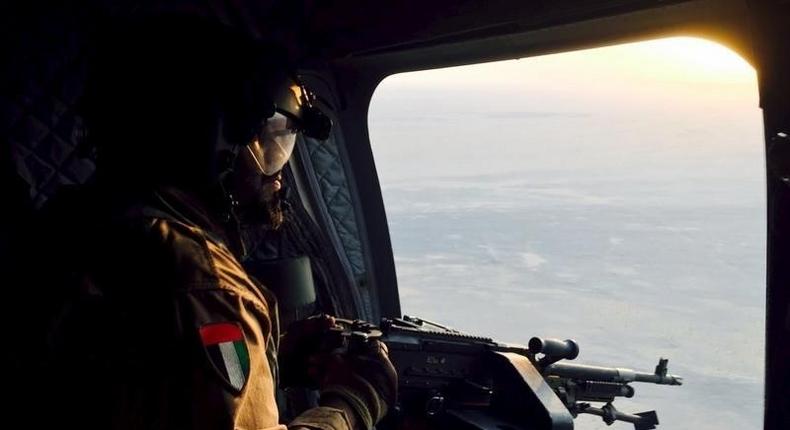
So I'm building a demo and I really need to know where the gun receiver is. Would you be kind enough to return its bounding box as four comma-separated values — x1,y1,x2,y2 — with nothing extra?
331,316,682,430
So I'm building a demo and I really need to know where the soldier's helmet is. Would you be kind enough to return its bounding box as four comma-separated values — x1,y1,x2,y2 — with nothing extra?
81,14,330,191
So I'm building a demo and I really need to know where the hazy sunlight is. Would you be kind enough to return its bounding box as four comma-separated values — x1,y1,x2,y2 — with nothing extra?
383,37,757,107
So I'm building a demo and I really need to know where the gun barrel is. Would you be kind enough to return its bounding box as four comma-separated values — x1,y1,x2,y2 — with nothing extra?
545,362,682,385
633,372,683,385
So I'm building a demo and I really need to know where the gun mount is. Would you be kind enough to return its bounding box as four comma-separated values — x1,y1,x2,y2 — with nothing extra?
329,316,682,430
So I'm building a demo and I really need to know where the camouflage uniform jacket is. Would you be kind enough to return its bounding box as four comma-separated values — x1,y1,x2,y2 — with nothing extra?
47,186,352,430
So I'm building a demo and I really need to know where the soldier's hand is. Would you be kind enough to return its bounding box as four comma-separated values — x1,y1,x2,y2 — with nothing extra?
318,340,398,429
278,314,337,388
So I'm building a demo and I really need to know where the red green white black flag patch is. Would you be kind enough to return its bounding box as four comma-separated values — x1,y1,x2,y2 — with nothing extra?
200,322,250,393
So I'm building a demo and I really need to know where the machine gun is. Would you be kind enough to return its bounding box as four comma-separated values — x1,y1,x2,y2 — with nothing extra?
329,316,682,430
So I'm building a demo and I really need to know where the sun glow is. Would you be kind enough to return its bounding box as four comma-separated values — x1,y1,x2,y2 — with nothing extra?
381,37,758,112
598,37,756,84
388,37,756,89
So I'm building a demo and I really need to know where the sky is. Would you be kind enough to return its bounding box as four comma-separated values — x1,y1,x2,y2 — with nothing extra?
368,37,765,430
370,37,761,184
377,37,756,101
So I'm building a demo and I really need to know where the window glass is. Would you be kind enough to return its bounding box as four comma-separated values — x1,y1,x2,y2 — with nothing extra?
369,37,764,429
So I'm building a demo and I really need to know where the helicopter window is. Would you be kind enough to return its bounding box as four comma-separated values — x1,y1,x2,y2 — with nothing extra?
368,37,764,430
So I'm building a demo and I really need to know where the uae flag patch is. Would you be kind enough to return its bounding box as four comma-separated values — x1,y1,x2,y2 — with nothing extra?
199,322,250,393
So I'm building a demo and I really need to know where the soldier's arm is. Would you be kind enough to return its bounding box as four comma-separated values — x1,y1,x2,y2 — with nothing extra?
178,287,286,430
182,287,363,430
152,219,359,430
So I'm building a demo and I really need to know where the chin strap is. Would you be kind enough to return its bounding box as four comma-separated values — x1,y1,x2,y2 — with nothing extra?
215,146,249,259
221,193,248,259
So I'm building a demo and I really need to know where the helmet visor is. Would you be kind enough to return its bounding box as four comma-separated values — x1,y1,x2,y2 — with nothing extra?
246,111,298,176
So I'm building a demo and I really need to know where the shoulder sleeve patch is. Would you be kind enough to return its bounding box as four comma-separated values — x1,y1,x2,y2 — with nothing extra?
200,322,250,393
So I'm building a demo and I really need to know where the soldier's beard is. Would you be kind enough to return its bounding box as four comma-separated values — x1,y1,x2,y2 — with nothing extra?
237,190,284,230
234,189,285,259
223,164,285,257
261,192,284,231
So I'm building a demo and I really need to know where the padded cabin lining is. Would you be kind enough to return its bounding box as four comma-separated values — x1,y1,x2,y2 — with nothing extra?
302,134,366,278
2,6,94,209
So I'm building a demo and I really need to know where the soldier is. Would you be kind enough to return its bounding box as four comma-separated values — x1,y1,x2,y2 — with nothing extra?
45,15,396,430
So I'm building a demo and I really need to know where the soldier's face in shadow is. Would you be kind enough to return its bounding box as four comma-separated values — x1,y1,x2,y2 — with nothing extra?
228,146,285,230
